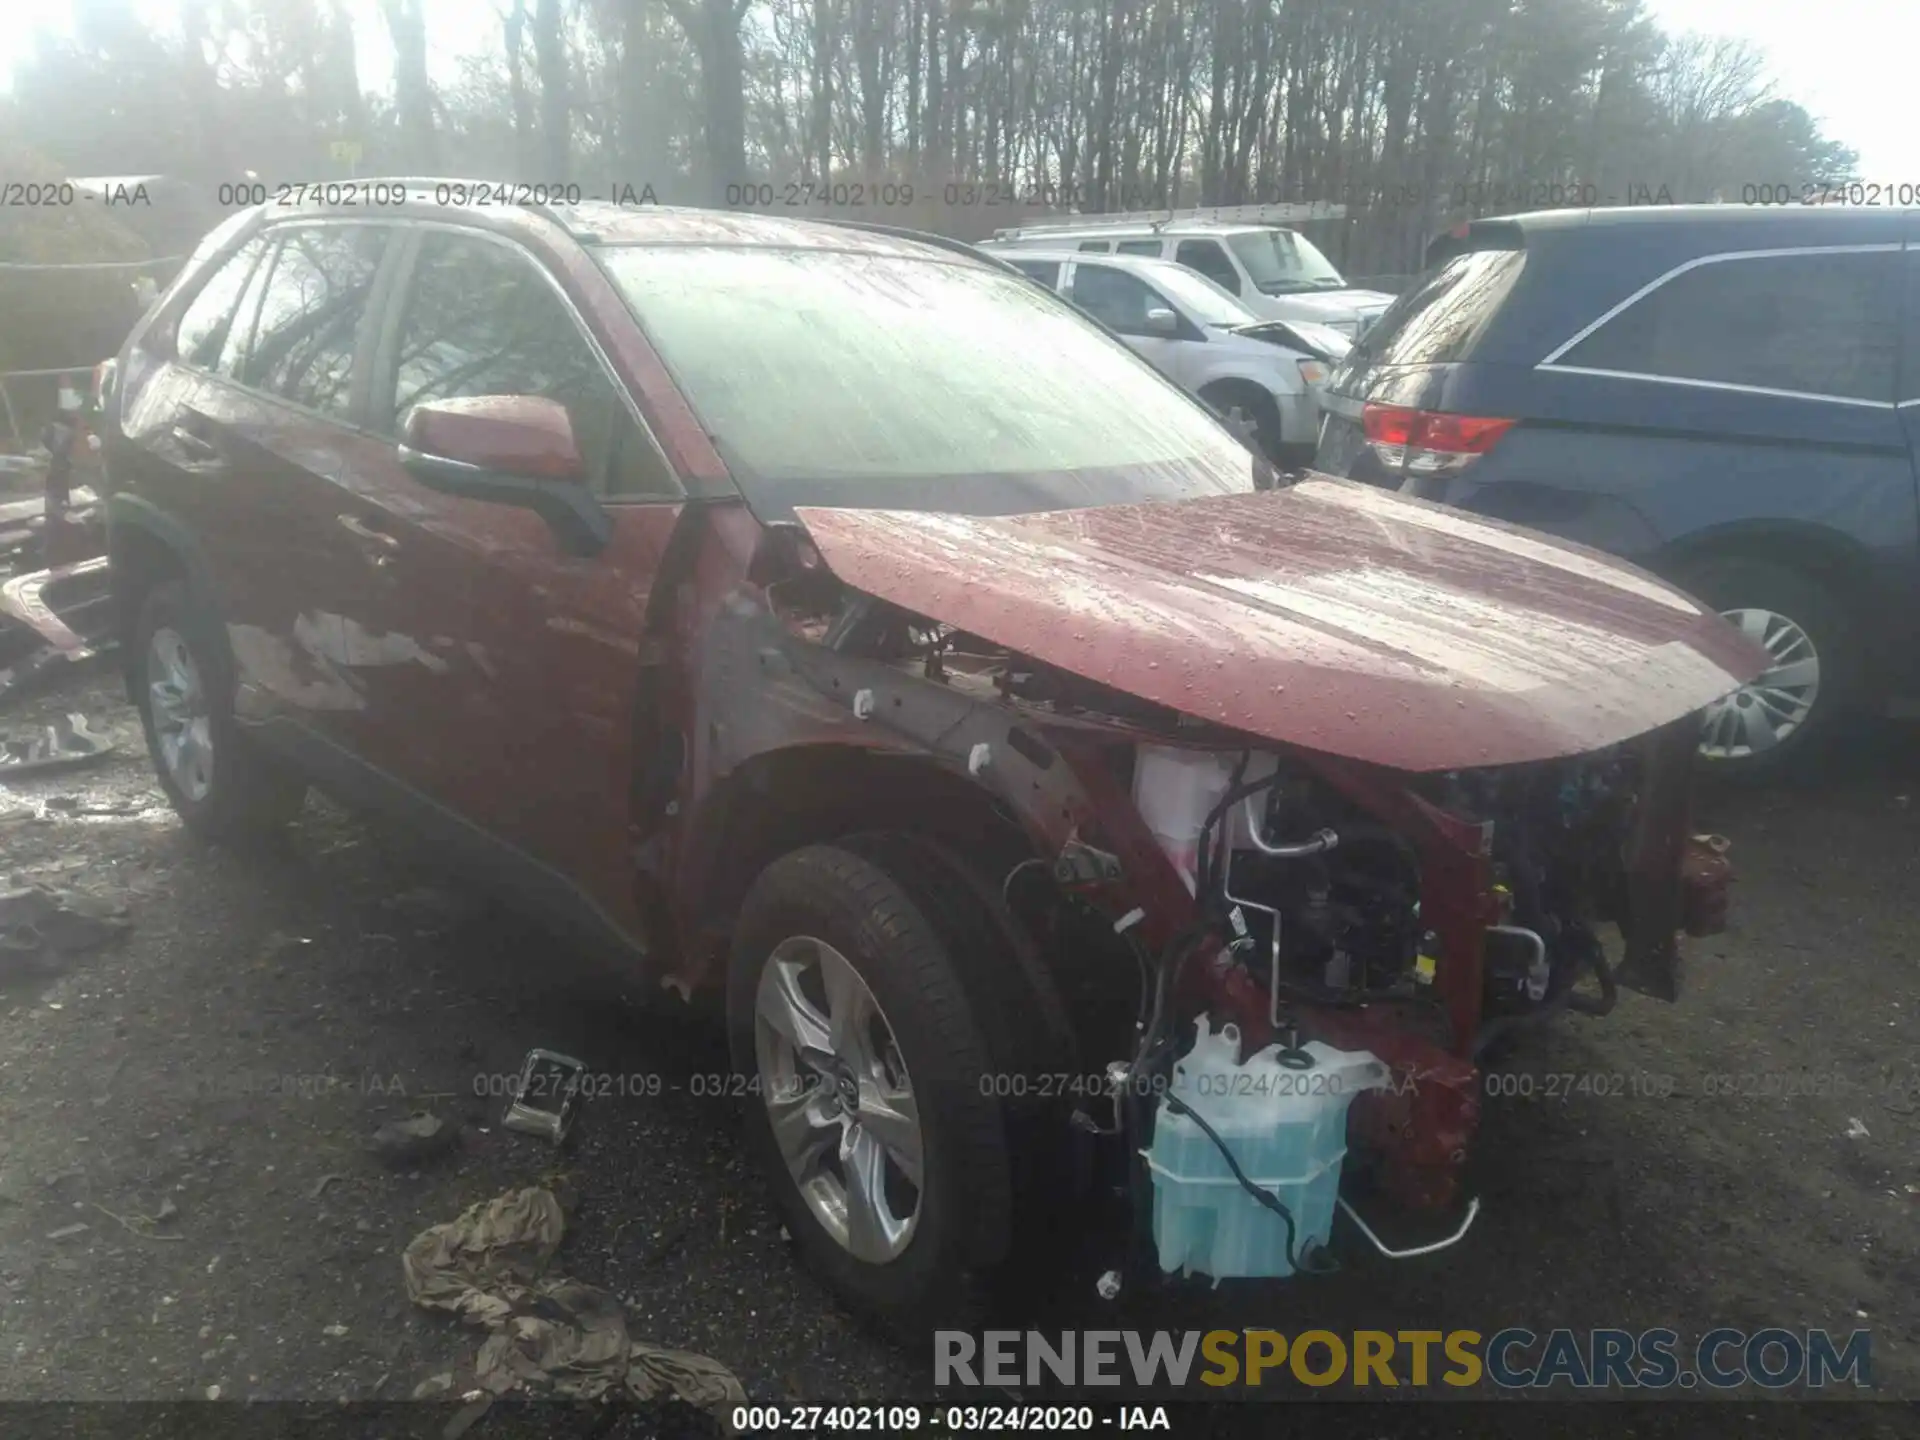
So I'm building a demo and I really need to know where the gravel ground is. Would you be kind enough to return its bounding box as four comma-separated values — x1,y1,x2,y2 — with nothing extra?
0,668,1913,1438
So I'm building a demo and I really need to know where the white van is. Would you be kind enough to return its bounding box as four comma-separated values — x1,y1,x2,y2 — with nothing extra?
981,206,1394,339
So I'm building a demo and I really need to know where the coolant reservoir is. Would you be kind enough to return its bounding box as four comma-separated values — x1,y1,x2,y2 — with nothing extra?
1146,1014,1388,1280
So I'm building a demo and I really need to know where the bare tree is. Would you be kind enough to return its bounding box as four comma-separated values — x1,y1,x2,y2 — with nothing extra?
530,0,571,177
381,0,439,169
0,0,1863,272
501,1,538,176
663,0,753,202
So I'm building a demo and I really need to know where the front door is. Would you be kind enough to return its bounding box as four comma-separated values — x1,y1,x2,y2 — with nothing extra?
1065,261,1188,377
345,225,689,935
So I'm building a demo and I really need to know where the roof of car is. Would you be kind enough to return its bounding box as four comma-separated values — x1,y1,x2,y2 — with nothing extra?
544,202,971,257
991,220,1270,239
280,186,988,263
1474,203,1920,233
990,248,1202,275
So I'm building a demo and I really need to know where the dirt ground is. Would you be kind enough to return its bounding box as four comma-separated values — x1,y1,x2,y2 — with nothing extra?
0,666,1914,1435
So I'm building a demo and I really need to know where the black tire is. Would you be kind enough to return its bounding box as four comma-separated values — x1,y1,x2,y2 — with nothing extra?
726,841,1016,1328
132,579,308,839
833,833,1083,1248
1673,556,1856,778
1202,381,1290,467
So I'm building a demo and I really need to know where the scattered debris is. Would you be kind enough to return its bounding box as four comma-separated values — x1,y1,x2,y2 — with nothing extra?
403,1186,744,1427
43,794,146,816
322,1323,349,1338
499,1049,587,1146
0,885,132,982
204,1385,221,1400
90,1200,183,1241
1846,1117,1871,1139
367,1112,460,1168
0,646,87,711
0,713,113,776
309,1172,347,1199
411,1372,455,1399
46,1223,90,1241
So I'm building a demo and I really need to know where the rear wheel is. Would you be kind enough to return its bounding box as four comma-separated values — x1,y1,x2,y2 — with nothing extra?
727,841,1015,1326
1677,557,1854,777
133,580,307,838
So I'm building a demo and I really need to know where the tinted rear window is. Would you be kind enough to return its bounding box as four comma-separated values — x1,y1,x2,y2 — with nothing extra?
174,236,270,370
1356,247,1526,366
1557,249,1899,402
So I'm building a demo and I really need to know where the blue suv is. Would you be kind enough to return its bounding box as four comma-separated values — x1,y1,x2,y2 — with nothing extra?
1313,204,1920,776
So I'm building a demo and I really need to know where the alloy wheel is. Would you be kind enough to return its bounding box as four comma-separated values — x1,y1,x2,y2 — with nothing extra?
147,626,214,802
1699,607,1821,759
753,936,922,1264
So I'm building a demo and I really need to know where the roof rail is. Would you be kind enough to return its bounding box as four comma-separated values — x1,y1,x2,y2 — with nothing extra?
807,217,1027,275
293,176,584,234
989,200,1345,241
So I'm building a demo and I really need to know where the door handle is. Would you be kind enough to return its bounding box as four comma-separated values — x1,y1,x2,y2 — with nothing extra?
336,513,400,552
170,425,219,461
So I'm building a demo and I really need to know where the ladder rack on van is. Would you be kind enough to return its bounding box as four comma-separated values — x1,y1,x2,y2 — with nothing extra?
989,201,1346,240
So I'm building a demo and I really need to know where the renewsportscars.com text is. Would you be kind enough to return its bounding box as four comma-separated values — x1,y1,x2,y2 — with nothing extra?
935,1327,1872,1391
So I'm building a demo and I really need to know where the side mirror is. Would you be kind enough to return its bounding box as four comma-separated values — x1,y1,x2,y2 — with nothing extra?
399,395,611,556
1144,307,1179,335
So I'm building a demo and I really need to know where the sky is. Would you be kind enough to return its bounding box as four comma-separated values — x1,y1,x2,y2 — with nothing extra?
0,0,1911,177
1644,0,1912,176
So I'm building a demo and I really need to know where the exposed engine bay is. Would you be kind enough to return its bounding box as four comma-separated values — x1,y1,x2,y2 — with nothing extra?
750,523,1737,1285
1135,744,1641,1040
789,589,1648,1043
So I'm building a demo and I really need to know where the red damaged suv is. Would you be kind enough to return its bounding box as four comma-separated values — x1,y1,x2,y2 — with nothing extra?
101,190,1762,1321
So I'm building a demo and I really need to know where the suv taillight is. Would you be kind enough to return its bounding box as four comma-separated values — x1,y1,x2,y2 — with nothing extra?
1362,403,1515,477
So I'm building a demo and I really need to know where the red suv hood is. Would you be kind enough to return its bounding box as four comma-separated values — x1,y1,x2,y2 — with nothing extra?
795,479,1767,772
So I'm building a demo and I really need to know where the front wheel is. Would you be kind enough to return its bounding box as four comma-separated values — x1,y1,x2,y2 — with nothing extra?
1679,557,1854,777
727,842,1013,1327
1202,382,1291,467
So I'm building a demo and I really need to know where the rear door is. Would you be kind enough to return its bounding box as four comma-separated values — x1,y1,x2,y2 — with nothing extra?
111,228,276,572
220,224,411,744
128,221,403,741
1903,232,1920,489
1005,258,1063,293
350,225,687,934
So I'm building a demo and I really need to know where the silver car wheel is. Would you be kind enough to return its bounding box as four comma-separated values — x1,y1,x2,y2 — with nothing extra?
147,626,213,802
1699,607,1821,759
754,936,922,1264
